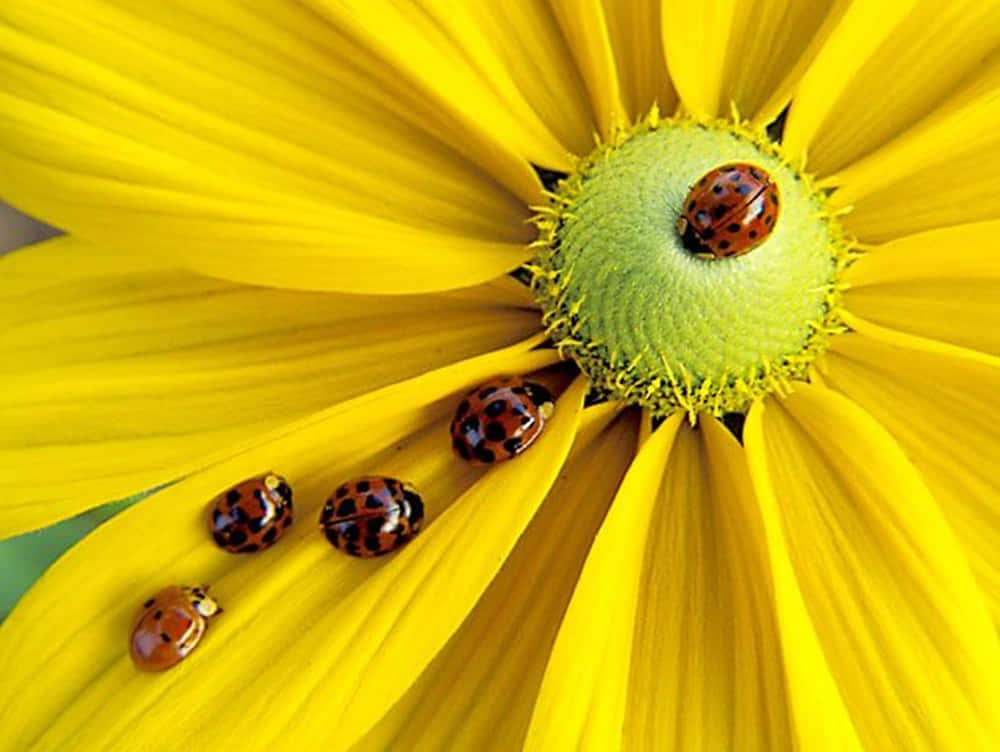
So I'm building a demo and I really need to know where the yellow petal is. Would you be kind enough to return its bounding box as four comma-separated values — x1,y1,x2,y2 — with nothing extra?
0,1,537,292
0,352,568,751
357,403,636,751
663,0,845,124
0,237,546,536
823,333,1000,625
746,384,1000,750
623,417,793,750
843,222,1000,355
523,413,684,751
783,0,1000,177
548,0,629,140
601,0,677,119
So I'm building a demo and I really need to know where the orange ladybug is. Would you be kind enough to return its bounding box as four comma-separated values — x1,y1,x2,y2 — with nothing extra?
320,476,424,557
450,376,554,464
207,473,293,553
129,585,221,672
676,163,779,258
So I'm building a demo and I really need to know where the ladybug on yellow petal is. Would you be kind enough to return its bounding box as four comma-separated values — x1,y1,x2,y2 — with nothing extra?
320,476,424,557
207,472,293,553
450,376,554,464
129,585,221,672
677,162,780,258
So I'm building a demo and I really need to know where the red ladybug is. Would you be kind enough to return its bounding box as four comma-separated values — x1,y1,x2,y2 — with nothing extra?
129,585,221,672
676,163,779,258
450,376,554,464
320,476,424,557
207,473,293,553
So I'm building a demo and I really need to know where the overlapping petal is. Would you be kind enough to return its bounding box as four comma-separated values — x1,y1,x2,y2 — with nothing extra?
784,0,1000,176
842,222,1000,355
746,385,1000,750
523,412,683,750
0,0,543,292
663,0,844,125
623,417,794,751
357,403,634,750
0,349,569,751
0,236,545,536
827,54,1000,242
822,334,1000,624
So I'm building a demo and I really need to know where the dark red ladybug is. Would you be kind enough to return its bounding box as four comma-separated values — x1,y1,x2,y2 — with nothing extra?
450,376,554,464
320,476,424,557
677,162,779,258
207,473,293,553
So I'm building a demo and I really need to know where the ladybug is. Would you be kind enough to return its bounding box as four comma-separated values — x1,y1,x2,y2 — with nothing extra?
207,472,293,553
129,585,221,672
450,376,555,464
676,162,780,258
320,476,424,557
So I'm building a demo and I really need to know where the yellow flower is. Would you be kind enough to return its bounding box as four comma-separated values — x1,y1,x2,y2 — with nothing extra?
2,1,1000,750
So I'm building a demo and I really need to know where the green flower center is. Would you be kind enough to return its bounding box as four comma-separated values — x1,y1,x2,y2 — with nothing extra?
529,112,852,417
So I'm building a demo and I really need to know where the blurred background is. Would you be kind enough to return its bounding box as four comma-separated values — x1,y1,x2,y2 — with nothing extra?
0,202,128,621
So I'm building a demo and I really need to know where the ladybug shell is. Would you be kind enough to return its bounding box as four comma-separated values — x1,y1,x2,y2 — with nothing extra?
677,163,779,258
129,585,220,672
207,473,293,553
320,476,424,558
450,376,555,464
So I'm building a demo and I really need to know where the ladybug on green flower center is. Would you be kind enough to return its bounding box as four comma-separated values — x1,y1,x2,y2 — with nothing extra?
677,162,779,258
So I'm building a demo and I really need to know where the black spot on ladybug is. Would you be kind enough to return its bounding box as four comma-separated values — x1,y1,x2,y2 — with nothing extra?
239,543,260,553
455,399,471,418
461,415,481,434
764,215,773,225
160,632,171,643
770,192,779,205
366,517,384,535
749,168,762,180
503,437,522,455
485,399,506,417
718,240,731,251
453,436,471,459
474,444,496,463
736,183,751,195
711,184,723,194
153,610,163,620
727,223,741,233
485,421,507,442
227,528,248,546
250,515,268,533
356,480,370,493
342,523,360,541
337,498,357,517
365,494,382,509
262,527,278,544
226,489,241,505
364,535,382,552
335,485,348,499
144,598,156,608
711,204,729,220
324,527,340,546
749,230,758,239
283,517,292,528
722,165,738,172
478,386,499,399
